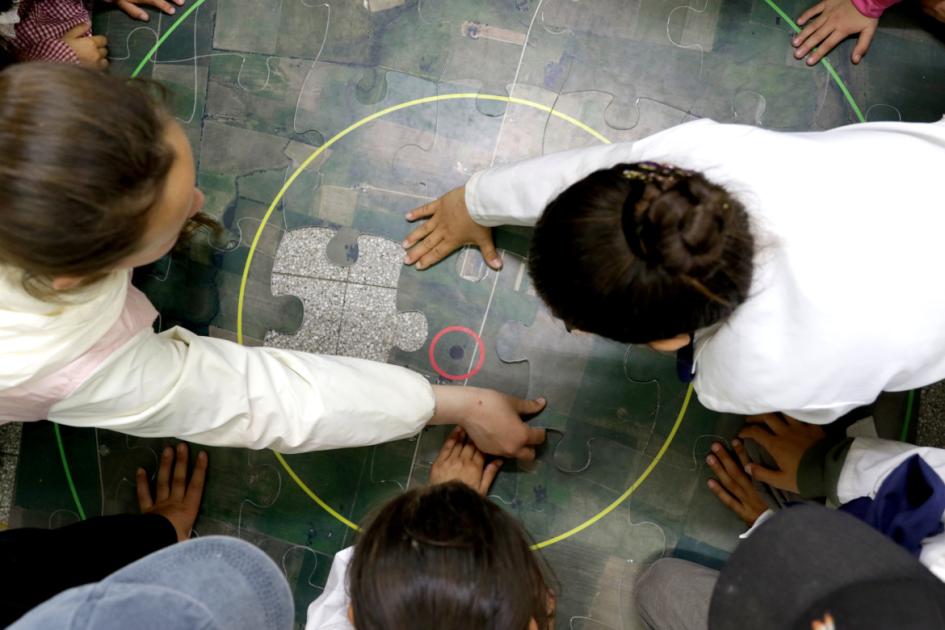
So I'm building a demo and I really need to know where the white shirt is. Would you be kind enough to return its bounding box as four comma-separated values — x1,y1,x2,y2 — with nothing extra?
466,118,945,423
305,547,355,630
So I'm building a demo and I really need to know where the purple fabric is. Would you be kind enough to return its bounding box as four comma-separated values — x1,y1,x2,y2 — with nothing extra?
840,455,945,557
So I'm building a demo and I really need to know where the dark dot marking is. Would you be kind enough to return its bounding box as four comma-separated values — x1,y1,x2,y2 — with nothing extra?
449,344,465,360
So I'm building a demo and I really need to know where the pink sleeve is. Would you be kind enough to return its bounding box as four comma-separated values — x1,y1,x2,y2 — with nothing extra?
850,0,901,18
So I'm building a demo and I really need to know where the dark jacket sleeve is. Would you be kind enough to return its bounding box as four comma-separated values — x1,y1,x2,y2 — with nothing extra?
797,436,855,502
0,513,177,626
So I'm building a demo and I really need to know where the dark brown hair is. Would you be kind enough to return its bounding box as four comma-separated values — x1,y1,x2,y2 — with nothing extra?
348,482,555,630
528,162,755,343
0,63,175,291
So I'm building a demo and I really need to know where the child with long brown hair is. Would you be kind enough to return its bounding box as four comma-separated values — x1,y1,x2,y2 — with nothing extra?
305,427,555,630
0,63,546,458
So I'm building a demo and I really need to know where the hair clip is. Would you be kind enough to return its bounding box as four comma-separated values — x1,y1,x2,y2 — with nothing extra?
624,162,694,187
622,169,647,181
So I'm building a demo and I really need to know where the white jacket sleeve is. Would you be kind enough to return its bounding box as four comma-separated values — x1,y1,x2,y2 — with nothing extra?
305,546,355,630
47,326,435,453
463,118,744,228
836,437,945,582
465,142,643,227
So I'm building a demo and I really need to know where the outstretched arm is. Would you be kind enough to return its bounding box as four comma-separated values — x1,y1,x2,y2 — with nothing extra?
403,141,643,269
51,327,545,458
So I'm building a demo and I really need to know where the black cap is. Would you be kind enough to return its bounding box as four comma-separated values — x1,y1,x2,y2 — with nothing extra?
709,504,945,630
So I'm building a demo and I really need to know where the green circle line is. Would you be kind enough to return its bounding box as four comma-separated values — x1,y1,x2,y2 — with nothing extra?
760,0,866,122
130,0,210,78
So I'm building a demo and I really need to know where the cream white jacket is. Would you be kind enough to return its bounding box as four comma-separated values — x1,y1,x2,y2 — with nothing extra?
0,267,434,452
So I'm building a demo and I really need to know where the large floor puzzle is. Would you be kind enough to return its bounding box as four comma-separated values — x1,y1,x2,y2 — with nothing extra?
12,0,945,627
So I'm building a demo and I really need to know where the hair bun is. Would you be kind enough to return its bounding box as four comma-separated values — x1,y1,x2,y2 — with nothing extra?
621,168,732,277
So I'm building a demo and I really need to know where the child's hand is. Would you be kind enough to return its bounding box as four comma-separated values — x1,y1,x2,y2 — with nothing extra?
706,440,768,525
738,413,826,493
921,0,945,22
430,385,547,461
136,443,208,542
794,0,878,65
104,0,185,22
429,427,503,495
61,24,108,70
403,186,503,271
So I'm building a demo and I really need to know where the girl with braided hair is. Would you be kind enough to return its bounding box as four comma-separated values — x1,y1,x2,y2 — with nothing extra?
402,118,945,424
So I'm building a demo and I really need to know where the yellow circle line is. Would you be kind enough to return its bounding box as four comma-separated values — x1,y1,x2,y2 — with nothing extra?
235,92,689,548
273,451,361,530
532,383,692,549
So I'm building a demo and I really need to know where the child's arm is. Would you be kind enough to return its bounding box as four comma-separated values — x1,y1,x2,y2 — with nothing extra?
403,119,738,270
792,0,888,66
736,419,945,506
47,327,545,456
403,141,643,270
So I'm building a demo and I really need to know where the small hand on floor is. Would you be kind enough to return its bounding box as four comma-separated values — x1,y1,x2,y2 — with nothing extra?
61,23,108,70
136,443,208,541
431,384,547,461
793,0,877,65
429,427,503,495
403,186,502,271
707,413,825,524
706,439,768,525
104,0,186,21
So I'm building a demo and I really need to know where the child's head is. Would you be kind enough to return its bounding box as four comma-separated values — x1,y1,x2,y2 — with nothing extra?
348,481,555,630
0,63,206,293
528,162,754,346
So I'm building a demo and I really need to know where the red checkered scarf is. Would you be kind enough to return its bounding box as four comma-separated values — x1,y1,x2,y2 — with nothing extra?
13,0,89,63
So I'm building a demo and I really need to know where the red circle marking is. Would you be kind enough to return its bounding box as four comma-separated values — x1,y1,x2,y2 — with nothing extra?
428,325,486,381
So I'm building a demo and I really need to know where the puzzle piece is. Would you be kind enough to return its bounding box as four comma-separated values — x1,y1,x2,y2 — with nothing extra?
211,213,304,343
406,0,550,115
198,120,294,221
265,226,426,362
133,245,220,335
390,80,509,194
392,251,534,393
496,308,596,415
494,307,666,475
